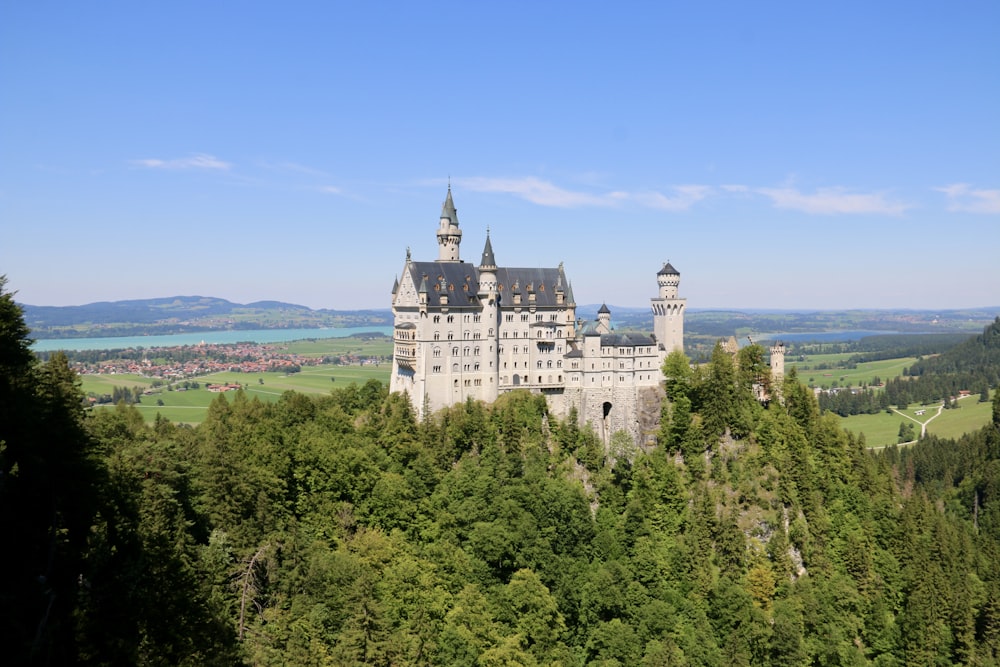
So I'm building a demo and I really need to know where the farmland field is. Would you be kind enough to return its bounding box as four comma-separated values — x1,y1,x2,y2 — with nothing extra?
841,392,993,448
789,354,920,389
79,336,393,424
84,363,392,424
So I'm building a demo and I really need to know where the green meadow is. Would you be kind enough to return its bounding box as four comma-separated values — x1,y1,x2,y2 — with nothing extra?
80,337,393,424
841,393,994,448
790,354,920,389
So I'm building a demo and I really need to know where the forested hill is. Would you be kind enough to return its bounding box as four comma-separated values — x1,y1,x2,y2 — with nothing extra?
20,296,390,338
6,266,1000,666
881,316,1000,407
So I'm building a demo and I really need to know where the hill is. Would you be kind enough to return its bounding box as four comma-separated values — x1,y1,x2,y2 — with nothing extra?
20,296,391,338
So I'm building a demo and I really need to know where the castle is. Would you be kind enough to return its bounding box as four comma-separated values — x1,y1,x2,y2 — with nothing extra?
390,188,686,444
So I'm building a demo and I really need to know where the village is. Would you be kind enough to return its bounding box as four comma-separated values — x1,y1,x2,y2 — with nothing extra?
72,340,385,389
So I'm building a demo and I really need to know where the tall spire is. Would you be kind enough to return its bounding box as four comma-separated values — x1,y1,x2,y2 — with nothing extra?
437,185,462,262
480,230,496,269
440,185,459,226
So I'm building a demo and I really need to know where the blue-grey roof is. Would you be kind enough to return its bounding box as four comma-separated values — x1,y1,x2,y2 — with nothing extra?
402,261,575,310
440,187,459,224
600,333,655,347
480,234,496,268
658,262,679,276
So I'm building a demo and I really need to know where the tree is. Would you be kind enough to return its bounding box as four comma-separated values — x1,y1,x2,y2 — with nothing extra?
898,421,916,444
0,278,101,663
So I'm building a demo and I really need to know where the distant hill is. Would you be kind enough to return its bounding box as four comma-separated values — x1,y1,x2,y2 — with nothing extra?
20,296,391,339
20,295,999,341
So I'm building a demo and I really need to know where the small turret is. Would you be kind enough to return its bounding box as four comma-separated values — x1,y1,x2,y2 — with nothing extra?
437,186,463,262
597,303,612,334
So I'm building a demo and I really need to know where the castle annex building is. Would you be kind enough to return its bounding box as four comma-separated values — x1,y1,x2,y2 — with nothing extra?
390,188,686,443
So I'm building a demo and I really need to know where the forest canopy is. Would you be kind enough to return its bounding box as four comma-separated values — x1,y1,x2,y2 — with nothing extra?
4,276,1000,666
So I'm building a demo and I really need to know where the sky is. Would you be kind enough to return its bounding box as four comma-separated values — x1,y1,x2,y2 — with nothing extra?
2,1,998,312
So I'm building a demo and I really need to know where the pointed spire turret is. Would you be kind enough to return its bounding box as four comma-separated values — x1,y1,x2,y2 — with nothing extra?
440,185,459,225
480,230,496,269
437,185,463,262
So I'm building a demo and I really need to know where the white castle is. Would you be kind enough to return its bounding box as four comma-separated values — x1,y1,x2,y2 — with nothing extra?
390,188,686,444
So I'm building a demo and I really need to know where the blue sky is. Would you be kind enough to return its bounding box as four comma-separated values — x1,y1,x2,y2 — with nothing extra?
2,1,998,312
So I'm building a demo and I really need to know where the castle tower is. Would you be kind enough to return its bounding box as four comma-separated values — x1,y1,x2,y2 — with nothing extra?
477,232,500,401
596,303,612,334
437,186,463,262
651,262,685,354
769,341,785,383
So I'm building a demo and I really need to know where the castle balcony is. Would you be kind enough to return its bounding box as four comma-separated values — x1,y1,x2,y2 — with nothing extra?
394,343,417,370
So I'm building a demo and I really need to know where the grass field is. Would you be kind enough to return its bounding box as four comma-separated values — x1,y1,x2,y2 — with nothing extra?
83,363,392,424
842,392,994,448
80,337,394,424
790,354,920,389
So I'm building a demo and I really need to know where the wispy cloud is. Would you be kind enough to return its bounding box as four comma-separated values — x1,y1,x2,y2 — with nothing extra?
456,176,708,211
131,153,231,171
458,177,613,207
934,183,1000,214
752,186,910,215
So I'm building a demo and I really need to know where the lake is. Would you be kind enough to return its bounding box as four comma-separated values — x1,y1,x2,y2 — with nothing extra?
31,326,394,352
756,330,901,343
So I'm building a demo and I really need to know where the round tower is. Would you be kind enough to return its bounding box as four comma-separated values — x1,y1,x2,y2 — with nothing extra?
437,186,462,262
477,232,500,401
769,341,786,380
651,261,685,354
657,261,680,299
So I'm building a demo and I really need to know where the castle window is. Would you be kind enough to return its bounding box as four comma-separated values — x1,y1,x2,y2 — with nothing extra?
453,363,459,372
447,315,454,323
448,332,453,340
452,347,458,356
434,332,440,341
464,347,470,356
474,347,480,355
537,361,542,369
474,362,480,371
547,361,552,368
433,365,441,373
474,315,481,323
464,331,470,339
521,314,529,322
488,328,494,336
433,348,441,357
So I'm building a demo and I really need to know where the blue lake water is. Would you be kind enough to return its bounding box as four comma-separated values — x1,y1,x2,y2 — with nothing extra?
755,330,900,343
32,326,393,352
